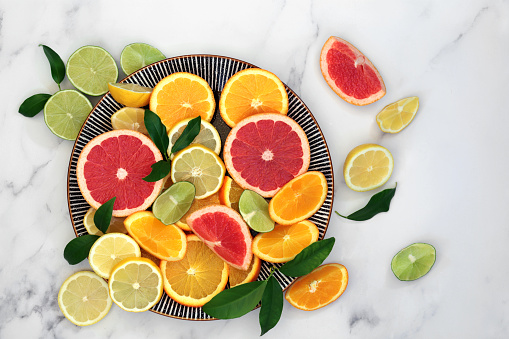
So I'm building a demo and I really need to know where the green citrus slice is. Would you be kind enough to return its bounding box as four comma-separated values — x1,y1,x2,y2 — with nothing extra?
44,89,92,140
238,190,275,232
391,243,436,281
152,181,196,225
66,45,118,96
120,43,166,75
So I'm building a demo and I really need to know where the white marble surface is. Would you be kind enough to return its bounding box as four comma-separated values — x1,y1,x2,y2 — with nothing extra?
2,0,509,338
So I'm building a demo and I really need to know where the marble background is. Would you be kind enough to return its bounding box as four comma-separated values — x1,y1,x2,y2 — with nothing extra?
2,0,508,338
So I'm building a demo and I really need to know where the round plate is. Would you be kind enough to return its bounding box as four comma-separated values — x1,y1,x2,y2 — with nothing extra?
67,55,334,320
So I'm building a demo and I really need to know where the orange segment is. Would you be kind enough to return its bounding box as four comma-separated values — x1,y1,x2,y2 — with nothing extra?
124,211,187,261
160,234,229,307
268,171,328,225
219,68,288,127
218,176,244,212
285,263,348,311
149,72,215,131
175,191,221,231
228,255,261,287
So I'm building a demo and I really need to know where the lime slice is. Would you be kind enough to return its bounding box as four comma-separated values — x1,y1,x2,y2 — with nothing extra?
111,107,148,135
120,43,166,75
44,90,92,140
391,243,436,281
239,190,275,232
152,181,196,225
66,45,118,96
168,118,221,159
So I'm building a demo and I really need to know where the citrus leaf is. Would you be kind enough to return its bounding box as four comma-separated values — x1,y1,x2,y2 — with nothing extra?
144,109,169,160
143,160,171,182
39,44,65,87
18,93,51,117
202,280,267,319
259,275,284,336
171,115,201,154
336,183,397,221
63,234,100,265
279,237,335,277
94,197,116,234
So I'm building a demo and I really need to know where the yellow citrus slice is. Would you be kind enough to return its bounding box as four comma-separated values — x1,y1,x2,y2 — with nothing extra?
376,96,419,133
124,211,187,261
108,257,164,312
218,176,244,212
228,254,261,287
108,82,152,108
149,72,215,131
343,144,394,192
252,220,319,263
110,107,148,135
219,68,289,127
83,207,127,235
167,117,221,159
58,271,112,326
285,263,348,311
171,144,226,199
175,191,221,231
160,234,229,307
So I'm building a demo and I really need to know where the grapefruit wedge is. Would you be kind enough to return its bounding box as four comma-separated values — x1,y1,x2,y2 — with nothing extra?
76,130,163,217
223,113,310,198
186,205,252,270
320,36,386,106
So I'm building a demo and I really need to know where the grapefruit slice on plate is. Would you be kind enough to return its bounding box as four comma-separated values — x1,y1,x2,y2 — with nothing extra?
76,129,163,217
223,113,310,198
320,36,386,106
186,205,252,270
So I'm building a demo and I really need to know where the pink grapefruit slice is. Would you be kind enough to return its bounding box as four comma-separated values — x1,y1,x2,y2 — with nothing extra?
223,113,310,198
186,205,252,270
320,36,386,106
76,130,163,217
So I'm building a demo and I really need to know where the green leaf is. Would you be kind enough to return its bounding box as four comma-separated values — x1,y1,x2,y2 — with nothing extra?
259,275,284,336
144,109,169,160
143,160,171,182
18,93,51,117
63,234,100,265
279,237,335,277
39,44,65,88
202,280,267,319
336,183,397,221
171,115,201,154
93,197,116,234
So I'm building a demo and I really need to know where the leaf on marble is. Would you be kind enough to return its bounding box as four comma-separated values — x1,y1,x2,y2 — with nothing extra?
18,93,52,117
259,275,284,336
39,45,65,89
94,197,116,234
63,234,100,265
279,237,335,277
335,183,397,221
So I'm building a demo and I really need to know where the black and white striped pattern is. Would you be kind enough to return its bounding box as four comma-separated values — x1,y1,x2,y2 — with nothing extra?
67,55,334,320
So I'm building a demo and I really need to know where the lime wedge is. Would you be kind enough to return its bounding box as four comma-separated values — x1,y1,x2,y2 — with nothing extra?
239,190,275,232
44,90,92,140
66,45,118,96
391,243,436,281
120,43,166,75
153,181,195,225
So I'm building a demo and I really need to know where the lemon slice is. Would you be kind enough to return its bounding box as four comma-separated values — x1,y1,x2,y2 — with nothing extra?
108,83,152,108
171,144,226,199
343,144,394,192
83,207,127,235
58,271,112,326
109,257,164,312
376,96,419,133
110,107,148,135
89,233,141,279
167,118,221,158
120,43,166,75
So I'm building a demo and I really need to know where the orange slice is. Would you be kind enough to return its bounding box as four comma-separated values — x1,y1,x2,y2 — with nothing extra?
228,255,261,287
149,72,215,131
218,176,244,212
285,263,348,311
219,68,289,127
160,234,229,307
268,171,328,225
124,211,187,261
252,220,319,263
175,191,221,231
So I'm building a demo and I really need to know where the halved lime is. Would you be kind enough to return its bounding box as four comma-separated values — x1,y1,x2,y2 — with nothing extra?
239,190,275,232
120,43,166,75
167,118,221,159
391,243,436,281
66,45,118,96
153,181,195,225
44,90,92,140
